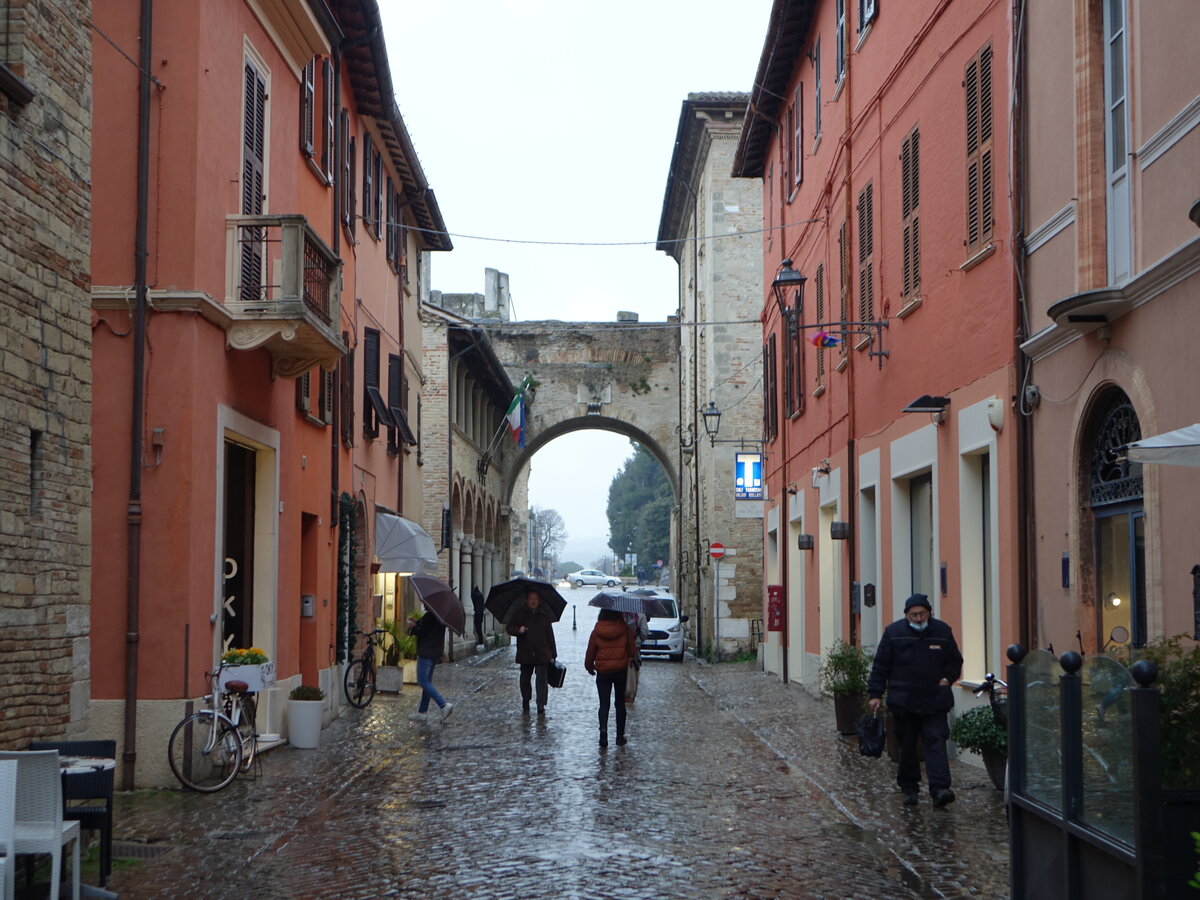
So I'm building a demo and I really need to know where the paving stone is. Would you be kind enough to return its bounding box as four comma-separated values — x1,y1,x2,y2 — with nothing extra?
101,612,1008,899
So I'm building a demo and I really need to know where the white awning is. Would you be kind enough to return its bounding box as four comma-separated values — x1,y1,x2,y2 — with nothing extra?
374,512,438,574
1122,424,1200,467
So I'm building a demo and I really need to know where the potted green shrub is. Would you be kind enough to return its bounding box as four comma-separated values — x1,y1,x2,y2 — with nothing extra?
950,704,1007,790
819,639,873,734
287,684,325,749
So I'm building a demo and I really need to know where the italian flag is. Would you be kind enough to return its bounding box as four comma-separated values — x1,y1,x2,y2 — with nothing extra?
506,380,527,447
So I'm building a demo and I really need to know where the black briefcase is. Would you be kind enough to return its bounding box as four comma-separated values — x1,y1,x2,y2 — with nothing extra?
547,660,567,688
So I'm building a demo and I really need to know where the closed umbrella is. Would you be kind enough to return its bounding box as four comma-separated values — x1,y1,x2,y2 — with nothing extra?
485,577,567,624
588,590,671,618
410,574,465,636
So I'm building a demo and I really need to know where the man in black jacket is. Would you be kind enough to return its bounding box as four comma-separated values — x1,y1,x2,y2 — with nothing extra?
867,593,963,807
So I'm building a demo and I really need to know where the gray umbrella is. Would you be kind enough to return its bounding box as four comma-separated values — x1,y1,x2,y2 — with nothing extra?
588,590,671,618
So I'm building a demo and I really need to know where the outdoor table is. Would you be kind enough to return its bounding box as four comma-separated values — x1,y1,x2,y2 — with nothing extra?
57,756,118,900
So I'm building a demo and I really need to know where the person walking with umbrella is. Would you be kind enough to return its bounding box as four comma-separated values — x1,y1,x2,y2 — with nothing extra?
407,610,453,723
585,608,636,747
507,589,557,716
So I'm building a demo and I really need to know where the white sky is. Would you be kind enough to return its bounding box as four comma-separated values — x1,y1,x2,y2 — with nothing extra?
384,1,773,563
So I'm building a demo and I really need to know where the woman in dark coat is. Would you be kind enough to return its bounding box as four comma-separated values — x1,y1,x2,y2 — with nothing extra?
585,608,637,747
506,590,557,716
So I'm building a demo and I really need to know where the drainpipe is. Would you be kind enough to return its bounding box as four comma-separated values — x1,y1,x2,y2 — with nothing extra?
1012,0,1034,650
122,0,153,791
843,26,859,651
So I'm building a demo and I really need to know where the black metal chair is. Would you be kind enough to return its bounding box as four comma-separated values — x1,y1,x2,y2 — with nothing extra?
29,739,116,887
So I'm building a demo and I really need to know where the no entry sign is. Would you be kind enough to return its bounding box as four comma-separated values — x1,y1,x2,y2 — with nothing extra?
709,543,726,560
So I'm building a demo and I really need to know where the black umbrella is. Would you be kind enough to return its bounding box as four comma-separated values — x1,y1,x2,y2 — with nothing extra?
588,590,671,618
485,577,567,624
409,574,466,636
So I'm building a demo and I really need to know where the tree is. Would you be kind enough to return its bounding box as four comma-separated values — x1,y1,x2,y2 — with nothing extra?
606,444,671,571
528,506,567,575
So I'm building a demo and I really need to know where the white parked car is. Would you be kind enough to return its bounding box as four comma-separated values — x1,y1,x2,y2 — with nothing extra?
634,589,688,662
567,569,620,588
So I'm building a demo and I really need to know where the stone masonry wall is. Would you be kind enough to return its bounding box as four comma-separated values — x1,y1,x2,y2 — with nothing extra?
0,0,94,745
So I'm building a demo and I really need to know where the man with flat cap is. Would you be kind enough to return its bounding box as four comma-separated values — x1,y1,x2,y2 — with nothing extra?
868,593,963,808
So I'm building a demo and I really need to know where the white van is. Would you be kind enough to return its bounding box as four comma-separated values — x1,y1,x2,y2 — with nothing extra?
636,589,688,662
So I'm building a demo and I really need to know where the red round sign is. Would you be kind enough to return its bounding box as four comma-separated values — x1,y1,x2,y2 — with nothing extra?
709,543,726,559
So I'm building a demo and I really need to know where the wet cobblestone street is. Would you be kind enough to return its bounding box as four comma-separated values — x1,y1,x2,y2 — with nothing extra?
103,605,1009,899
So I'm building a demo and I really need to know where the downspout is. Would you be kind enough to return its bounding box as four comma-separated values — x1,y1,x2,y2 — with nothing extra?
1012,0,1034,650
843,26,859,651
122,0,153,790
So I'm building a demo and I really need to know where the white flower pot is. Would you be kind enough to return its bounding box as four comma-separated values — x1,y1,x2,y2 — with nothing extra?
288,699,323,749
220,662,276,692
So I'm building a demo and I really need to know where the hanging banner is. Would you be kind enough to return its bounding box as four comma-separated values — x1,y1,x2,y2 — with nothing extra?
734,452,763,500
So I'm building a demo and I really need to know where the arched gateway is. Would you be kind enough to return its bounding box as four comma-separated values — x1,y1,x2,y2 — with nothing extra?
485,320,682,506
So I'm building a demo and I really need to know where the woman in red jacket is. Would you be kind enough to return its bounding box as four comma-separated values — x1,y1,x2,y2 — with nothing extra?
585,609,637,748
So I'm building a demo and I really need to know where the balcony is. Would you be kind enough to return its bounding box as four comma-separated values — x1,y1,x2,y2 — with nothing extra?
224,214,346,377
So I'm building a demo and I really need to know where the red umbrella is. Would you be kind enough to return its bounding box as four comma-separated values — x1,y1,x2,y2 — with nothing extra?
409,575,466,636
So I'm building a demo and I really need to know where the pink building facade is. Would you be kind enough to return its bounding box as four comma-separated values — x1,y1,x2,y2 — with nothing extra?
734,0,1022,691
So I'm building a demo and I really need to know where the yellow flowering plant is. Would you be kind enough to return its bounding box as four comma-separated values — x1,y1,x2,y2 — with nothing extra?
221,647,269,665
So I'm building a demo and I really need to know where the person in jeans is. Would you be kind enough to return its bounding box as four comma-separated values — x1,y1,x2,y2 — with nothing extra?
867,593,963,807
471,585,486,650
506,590,557,716
407,611,453,723
585,608,636,747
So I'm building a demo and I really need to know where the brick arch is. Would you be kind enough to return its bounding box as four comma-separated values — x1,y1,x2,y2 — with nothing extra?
451,481,464,531
501,415,679,512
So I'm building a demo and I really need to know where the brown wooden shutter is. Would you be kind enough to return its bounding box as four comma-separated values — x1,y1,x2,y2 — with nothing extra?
901,127,920,299
783,315,796,417
241,62,266,301
362,137,374,235
857,183,874,323
794,85,804,186
838,220,849,360
815,263,826,385
385,178,396,263
320,367,334,425
965,44,994,253
363,328,380,438
340,334,355,449
321,60,335,181
764,334,778,442
387,353,404,451
296,370,312,413
301,59,315,157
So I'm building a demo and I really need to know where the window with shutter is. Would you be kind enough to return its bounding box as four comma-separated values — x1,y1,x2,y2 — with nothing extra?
782,309,796,417
901,127,920,300
373,151,383,240
241,61,267,302
386,353,415,450
321,60,335,182
764,334,778,442
363,327,382,439
814,39,822,139
363,137,375,237
965,43,994,254
793,86,804,187
838,221,849,357
340,109,352,233
296,370,312,413
815,263,826,386
835,0,846,81
320,367,334,425
857,183,874,325
785,104,795,194
859,0,878,32
340,335,355,449
386,178,396,263
300,59,315,157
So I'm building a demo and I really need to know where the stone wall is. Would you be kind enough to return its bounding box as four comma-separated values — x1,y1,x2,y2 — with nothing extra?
0,0,94,745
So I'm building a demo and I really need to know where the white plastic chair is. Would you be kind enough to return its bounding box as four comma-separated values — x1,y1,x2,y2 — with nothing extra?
0,759,16,900
0,750,79,900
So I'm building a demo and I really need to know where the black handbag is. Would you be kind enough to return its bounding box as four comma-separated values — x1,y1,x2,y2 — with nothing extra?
547,659,567,688
856,712,886,758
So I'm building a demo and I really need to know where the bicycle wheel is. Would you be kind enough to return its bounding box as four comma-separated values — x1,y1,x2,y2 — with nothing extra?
234,694,257,772
343,658,377,708
168,712,243,792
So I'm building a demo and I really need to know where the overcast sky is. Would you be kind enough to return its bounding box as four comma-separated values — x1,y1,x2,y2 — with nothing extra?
384,1,773,564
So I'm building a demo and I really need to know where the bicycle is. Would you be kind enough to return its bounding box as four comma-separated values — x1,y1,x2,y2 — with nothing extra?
167,663,258,792
344,628,387,708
